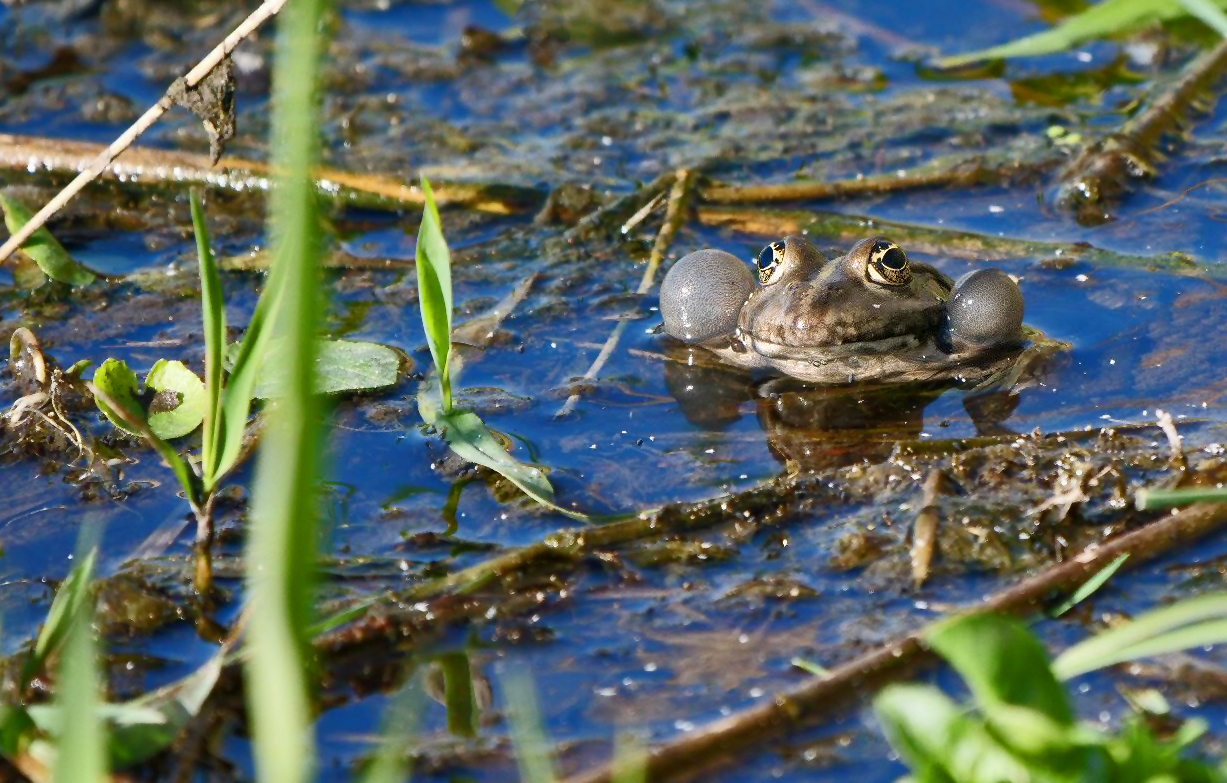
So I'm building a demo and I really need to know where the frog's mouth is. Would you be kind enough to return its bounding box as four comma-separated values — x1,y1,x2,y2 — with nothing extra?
741,331,927,363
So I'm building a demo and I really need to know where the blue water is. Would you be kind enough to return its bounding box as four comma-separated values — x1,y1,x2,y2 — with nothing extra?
5,0,1227,780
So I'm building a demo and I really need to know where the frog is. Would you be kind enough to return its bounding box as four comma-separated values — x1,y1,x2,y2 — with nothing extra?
659,235,1025,385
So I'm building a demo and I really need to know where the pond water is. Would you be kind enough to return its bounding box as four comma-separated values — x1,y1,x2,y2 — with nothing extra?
5,0,1227,780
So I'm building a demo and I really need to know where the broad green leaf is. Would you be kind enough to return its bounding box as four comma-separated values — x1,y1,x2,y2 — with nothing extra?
416,176,455,413
88,380,202,509
928,614,1075,726
874,684,964,781
939,0,1196,66
91,359,143,436
144,360,206,440
1054,593,1227,680
1052,553,1129,617
191,190,227,488
436,409,557,506
0,192,96,287
225,339,404,399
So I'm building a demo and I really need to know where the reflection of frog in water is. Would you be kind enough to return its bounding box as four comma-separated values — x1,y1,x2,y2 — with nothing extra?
664,345,1026,472
660,235,1025,385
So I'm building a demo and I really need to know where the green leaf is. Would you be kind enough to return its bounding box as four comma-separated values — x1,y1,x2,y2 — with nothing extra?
144,360,206,440
874,684,972,783
225,339,403,399
191,189,227,489
1136,485,1227,509
88,378,202,510
242,0,328,777
22,549,97,693
436,409,558,505
938,0,1194,66
500,669,558,783
27,625,232,769
209,237,286,488
928,614,1075,726
0,192,96,287
415,175,455,413
1052,553,1129,617
49,546,106,783
91,359,143,437
1055,594,1227,680
1174,0,1227,35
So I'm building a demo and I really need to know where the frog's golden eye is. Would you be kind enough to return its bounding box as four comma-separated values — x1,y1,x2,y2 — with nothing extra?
866,240,911,286
757,241,786,285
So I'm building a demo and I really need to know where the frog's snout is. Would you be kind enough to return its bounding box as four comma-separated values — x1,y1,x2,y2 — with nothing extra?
661,249,756,344
946,268,1024,349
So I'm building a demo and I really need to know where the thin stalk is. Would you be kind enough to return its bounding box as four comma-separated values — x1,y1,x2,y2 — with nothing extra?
0,0,291,263
554,168,693,418
243,0,328,782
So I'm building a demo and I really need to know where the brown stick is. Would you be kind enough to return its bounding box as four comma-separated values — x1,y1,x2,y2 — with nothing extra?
562,501,1227,783
554,168,694,418
699,158,1053,205
1057,39,1227,224
0,133,542,215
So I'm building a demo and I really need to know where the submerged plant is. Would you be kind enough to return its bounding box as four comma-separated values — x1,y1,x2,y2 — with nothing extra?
939,0,1227,66
88,191,401,592
414,175,586,520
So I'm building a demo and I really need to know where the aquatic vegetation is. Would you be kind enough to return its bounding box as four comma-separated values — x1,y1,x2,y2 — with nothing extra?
414,176,584,520
940,0,1227,65
877,607,1227,781
87,189,402,591
0,192,95,287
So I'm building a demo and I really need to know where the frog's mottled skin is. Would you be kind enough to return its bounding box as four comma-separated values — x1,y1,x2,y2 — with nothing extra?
660,235,1024,385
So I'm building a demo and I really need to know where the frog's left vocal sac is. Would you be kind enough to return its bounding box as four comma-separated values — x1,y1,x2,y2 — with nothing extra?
659,235,1024,385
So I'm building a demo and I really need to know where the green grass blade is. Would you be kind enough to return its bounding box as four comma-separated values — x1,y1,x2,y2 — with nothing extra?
611,733,648,783
242,0,329,779
212,256,284,483
1054,593,1227,680
0,191,96,287
415,176,454,413
1174,0,1227,34
938,0,1187,66
1136,486,1227,509
360,677,421,783
501,669,557,783
22,548,97,693
1052,553,1129,617
789,657,832,678
190,189,227,490
51,544,106,783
